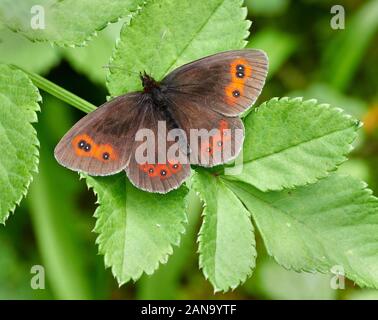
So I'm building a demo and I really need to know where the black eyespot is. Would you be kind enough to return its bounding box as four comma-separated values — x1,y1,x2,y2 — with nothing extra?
148,168,154,174
232,90,240,97
236,64,245,72
217,141,223,147
160,169,167,176
84,143,91,152
236,71,245,78
78,140,86,149
103,152,110,160
173,164,179,169
206,147,212,152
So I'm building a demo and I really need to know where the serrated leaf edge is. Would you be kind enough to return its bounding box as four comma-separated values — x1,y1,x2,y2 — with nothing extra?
226,175,378,289
0,66,41,224
235,96,360,192
192,171,256,293
4,0,150,48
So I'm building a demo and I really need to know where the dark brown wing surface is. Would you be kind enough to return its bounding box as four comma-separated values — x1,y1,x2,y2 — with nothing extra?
164,95,244,167
125,100,191,193
54,94,144,176
162,49,268,116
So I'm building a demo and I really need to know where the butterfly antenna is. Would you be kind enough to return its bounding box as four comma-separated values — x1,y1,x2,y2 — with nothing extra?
150,29,168,78
102,64,140,76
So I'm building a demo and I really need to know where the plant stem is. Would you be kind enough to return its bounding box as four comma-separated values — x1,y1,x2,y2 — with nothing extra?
28,168,92,299
11,65,97,114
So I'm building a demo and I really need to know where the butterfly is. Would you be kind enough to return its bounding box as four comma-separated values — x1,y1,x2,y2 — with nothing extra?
55,49,268,193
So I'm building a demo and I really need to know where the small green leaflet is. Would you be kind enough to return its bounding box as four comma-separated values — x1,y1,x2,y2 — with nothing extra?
193,169,256,292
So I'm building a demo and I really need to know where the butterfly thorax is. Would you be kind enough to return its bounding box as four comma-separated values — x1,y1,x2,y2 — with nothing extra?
141,73,160,93
140,72,180,130
141,73,168,105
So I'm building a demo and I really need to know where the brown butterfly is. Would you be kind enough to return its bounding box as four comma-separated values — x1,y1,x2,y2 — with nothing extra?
55,49,268,193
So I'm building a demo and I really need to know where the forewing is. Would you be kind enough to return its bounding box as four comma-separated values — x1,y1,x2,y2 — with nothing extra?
162,49,268,116
54,93,144,176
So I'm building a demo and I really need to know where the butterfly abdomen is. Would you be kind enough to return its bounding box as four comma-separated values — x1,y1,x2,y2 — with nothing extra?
147,86,180,130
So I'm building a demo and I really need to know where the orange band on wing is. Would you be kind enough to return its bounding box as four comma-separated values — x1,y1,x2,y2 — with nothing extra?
139,161,182,180
72,134,118,162
200,119,233,159
225,58,253,106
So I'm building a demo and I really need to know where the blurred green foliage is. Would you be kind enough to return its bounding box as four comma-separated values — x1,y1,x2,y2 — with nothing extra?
0,0,377,299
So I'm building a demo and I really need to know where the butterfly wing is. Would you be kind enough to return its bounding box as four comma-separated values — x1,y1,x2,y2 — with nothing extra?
54,93,144,176
162,49,268,116
125,101,191,193
55,49,267,190
164,95,244,167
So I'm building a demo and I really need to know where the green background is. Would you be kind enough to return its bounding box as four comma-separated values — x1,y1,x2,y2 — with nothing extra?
0,0,378,299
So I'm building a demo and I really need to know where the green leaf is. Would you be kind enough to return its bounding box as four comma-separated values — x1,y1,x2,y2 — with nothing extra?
226,174,378,288
193,169,256,292
0,64,40,223
230,97,360,191
107,0,250,96
0,0,144,46
86,175,188,285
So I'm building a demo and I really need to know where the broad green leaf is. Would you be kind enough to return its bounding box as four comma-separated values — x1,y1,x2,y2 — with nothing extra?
0,64,40,223
0,0,144,46
63,20,125,84
193,169,256,292
247,28,297,78
86,175,188,285
229,97,360,191
107,0,250,96
226,174,378,288
322,0,378,91
0,27,60,74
